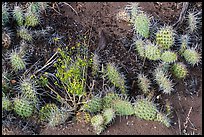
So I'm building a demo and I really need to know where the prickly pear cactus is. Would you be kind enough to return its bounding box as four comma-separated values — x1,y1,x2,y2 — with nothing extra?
91,114,104,134
160,51,177,63
103,93,119,109
187,11,201,33
2,4,9,26
182,48,201,66
103,108,115,125
105,63,126,94
145,44,161,61
154,68,174,94
9,50,26,71
13,6,24,26
17,26,32,41
156,26,174,50
112,99,134,116
2,96,12,111
137,73,151,94
154,112,171,127
48,107,70,127
20,78,38,104
39,103,58,122
171,62,188,79
83,96,102,113
179,35,189,55
25,11,40,27
133,12,150,38
134,98,158,121
135,39,146,58
14,98,34,118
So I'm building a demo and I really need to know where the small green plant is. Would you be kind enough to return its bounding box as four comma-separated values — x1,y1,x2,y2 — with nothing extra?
9,49,26,71
160,51,177,63
13,6,24,26
132,12,150,38
145,43,161,61
105,63,126,94
17,26,32,41
156,26,175,50
137,73,151,94
14,97,34,118
154,68,174,94
171,62,188,79
182,48,201,66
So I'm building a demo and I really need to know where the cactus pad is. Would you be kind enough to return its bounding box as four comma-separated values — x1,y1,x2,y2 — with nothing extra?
17,26,32,41
13,6,24,26
156,26,174,50
14,98,34,117
2,96,12,111
91,114,104,127
154,112,171,127
83,97,102,113
154,68,174,94
171,62,188,79
160,51,177,63
133,12,150,38
39,103,58,122
135,39,146,58
103,93,119,109
145,44,161,60
103,108,116,125
134,98,158,121
183,48,201,66
10,50,26,71
137,73,151,94
112,99,134,116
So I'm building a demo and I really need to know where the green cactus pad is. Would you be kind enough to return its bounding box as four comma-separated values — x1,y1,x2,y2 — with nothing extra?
17,26,32,41
39,103,58,122
179,35,189,55
10,50,26,71
13,6,24,26
91,114,104,127
14,98,34,117
156,26,174,50
93,125,104,135
133,12,150,38
135,39,146,58
145,44,161,60
137,73,151,94
154,112,171,127
2,96,12,111
105,63,126,94
134,98,158,121
171,62,188,79
154,68,174,94
160,51,177,63
112,99,134,116
103,108,115,125
83,97,102,113
103,93,119,109
183,48,201,66
2,4,9,26
25,12,40,27
187,12,200,33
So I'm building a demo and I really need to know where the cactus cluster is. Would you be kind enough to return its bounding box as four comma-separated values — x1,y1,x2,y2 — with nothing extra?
182,48,201,66
102,92,119,109
171,62,188,79
156,26,174,50
105,63,126,94
154,68,174,94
